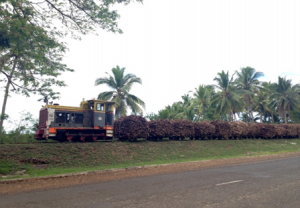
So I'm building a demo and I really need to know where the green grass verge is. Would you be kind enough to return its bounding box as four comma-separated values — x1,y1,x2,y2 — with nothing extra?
1,139,300,179
0,134,41,144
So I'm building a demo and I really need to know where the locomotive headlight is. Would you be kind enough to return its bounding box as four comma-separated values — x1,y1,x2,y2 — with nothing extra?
107,130,113,133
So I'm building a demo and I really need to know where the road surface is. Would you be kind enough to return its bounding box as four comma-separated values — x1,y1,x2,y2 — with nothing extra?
1,155,300,208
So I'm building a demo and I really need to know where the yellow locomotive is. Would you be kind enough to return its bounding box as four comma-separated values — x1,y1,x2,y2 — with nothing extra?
34,99,115,141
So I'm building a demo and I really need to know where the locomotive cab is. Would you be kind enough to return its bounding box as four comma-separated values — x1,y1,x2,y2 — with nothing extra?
105,102,114,126
87,100,115,128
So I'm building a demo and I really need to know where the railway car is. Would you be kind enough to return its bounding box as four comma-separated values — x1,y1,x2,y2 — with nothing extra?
34,99,115,142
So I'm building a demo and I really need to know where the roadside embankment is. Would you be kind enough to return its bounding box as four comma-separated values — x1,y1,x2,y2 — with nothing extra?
1,139,300,179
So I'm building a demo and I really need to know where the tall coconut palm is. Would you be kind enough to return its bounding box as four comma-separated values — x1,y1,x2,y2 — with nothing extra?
181,93,192,107
235,66,264,122
174,95,195,121
157,105,174,119
252,91,272,123
95,66,145,118
157,102,182,120
157,95,195,120
211,70,245,121
259,81,279,123
176,107,196,121
269,76,300,124
192,85,215,121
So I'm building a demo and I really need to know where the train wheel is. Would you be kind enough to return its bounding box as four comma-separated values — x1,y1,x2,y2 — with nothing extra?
85,136,94,142
56,133,67,142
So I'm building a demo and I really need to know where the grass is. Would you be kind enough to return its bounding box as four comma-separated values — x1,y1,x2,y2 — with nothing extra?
0,133,42,144
1,138,300,179
0,160,16,174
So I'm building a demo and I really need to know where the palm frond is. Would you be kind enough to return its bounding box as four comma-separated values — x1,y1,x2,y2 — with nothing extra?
127,93,145,108
126,97,143,114
95,77,116,89
97,91,115,100
111,66,125,88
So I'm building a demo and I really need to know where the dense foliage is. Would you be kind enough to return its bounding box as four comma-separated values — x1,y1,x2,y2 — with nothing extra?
147,67,300,124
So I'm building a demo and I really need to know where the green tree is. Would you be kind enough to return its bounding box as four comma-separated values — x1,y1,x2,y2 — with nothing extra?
0,5,72,136
192,85,215,121
155,94,196,121
95,66,145,118
8,111,37,134
211,70,245,121
252,91,272,123
1,0,143,39
180,94,192,107
176,95,196,121
157,108,171,119
176,107,195,121
235,66,264,122
290,110,300,123
1,111,38,143
155,102,180,120
269,76,300,124
258,81,279,123
145,112,158,121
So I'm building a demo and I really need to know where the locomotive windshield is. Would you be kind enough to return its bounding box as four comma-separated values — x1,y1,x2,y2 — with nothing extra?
107,104,112,112
96,103,104,111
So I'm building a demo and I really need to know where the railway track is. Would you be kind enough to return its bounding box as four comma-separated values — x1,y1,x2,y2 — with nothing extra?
0,138,191,145
0,140,117,145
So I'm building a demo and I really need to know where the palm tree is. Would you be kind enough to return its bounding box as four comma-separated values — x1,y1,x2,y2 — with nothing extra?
176,107,196,121
157,95,195,120
192,85,215,121
252,91,272,123
290,110,300,123
157,105,173,119
235,66,264,122
157,103,181,120
211,70,245,121
269,76,300,124
145,112,158,121
181,93,192,107
95,66,145,118
259,81,279,123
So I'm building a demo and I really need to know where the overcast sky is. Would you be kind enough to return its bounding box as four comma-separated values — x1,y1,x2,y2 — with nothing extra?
2,0,300,128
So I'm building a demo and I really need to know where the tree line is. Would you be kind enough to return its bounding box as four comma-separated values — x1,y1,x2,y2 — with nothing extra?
146,67,300,124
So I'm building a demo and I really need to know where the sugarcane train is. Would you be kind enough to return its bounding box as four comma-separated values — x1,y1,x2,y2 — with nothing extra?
34,99,115,142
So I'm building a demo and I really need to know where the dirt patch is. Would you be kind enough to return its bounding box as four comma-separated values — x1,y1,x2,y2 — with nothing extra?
20,158,50,164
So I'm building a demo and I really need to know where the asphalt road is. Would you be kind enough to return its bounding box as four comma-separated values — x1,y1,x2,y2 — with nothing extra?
1,156,300,208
